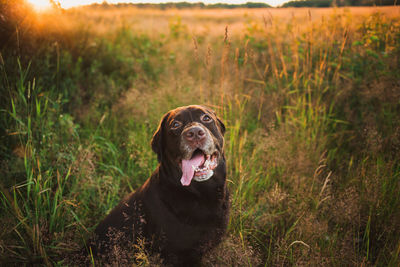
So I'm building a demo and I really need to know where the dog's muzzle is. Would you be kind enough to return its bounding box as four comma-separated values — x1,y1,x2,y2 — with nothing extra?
179,124,219,186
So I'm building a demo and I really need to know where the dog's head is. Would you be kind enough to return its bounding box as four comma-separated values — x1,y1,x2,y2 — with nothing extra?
151,105,225,186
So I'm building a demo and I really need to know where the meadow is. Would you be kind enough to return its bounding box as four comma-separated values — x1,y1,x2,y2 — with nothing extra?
1,2,400,266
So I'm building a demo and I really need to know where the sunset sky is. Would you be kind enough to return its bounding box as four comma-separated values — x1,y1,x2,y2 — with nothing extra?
29,0,288,10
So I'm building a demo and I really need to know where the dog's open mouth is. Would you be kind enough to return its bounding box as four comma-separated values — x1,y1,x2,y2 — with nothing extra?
180,149,219,186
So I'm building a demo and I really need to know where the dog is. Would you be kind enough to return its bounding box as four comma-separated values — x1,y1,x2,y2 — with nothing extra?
87,105,229,266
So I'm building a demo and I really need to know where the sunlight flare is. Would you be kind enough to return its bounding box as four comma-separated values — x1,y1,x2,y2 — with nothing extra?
27,0,52,10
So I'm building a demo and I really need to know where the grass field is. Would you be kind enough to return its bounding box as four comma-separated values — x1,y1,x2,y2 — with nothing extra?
1,2,400,266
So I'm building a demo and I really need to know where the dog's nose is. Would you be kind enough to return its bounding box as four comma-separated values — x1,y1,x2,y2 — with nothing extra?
184,126,205,142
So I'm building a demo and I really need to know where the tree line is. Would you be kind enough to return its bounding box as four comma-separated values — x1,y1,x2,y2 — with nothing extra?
282,0,397,7
86,0,398,9
88,2,271,9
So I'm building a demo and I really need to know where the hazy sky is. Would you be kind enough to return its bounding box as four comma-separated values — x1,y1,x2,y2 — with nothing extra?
30,0,288,9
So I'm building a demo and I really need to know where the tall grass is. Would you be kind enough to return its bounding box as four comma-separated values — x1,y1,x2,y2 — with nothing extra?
1,2,399,266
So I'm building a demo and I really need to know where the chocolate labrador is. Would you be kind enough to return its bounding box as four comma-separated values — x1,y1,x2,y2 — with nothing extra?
88,105,229,266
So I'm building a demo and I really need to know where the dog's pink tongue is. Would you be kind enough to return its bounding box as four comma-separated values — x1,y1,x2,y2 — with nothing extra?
180,153,205,186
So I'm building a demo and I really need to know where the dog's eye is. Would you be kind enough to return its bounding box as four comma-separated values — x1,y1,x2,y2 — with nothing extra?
201,114,213,123
171,120,182,129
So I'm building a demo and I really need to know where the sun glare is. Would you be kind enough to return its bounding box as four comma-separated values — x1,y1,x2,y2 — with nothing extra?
27,0,52,11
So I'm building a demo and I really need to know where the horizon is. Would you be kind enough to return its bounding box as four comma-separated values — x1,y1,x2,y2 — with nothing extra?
28,0,288,10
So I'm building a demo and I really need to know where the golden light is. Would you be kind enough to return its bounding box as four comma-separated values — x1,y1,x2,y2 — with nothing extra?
26,0,109,10
26,0,52,11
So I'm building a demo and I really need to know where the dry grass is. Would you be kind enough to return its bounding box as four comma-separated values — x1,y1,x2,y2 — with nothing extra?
29,6,400,41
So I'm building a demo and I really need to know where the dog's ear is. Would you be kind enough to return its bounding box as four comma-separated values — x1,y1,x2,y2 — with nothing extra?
151,112,170,162
216,117,226,135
